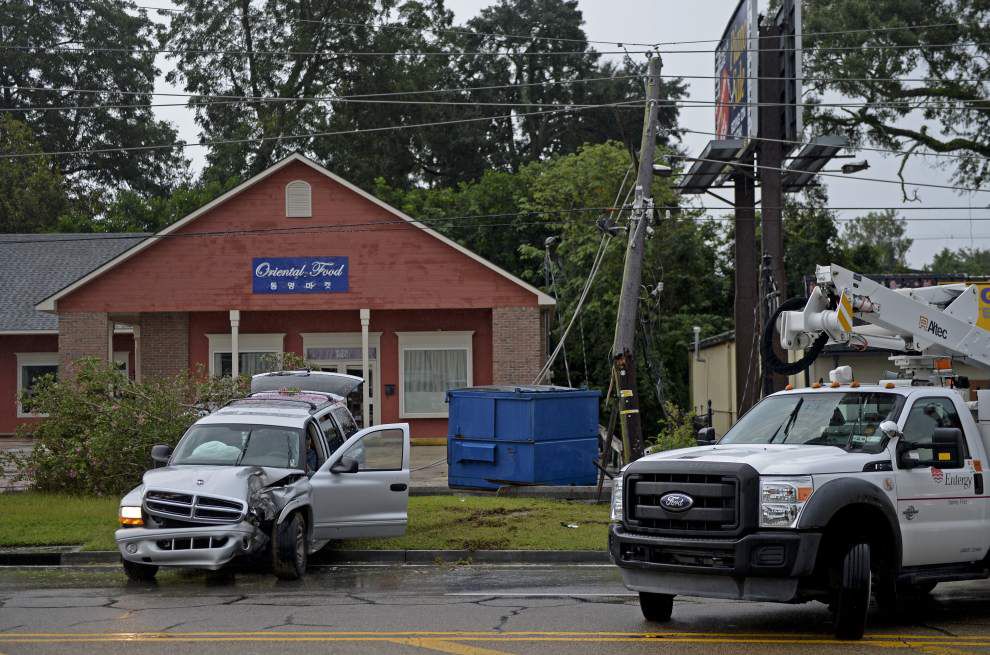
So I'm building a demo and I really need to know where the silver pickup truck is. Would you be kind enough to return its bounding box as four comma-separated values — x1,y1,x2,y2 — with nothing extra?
115,371,410,581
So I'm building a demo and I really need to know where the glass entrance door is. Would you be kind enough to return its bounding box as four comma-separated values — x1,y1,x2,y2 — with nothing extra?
320,363,374,430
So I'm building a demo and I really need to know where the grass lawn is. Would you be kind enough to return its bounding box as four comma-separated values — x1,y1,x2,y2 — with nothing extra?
0,493,608,552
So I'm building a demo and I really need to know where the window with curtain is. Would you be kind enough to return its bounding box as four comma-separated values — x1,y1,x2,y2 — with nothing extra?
402,349,468,415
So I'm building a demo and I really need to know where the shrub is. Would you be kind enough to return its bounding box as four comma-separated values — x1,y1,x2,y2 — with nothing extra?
2,358,248,496
647,402,698,454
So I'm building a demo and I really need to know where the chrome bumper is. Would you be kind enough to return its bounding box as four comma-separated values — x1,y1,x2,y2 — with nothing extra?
115,521,259,570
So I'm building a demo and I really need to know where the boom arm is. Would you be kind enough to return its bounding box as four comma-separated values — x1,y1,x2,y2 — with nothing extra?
779,264,990,372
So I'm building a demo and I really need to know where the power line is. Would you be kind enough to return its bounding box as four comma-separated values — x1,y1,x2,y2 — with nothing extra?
8,95,990,117
665,72,988,84
5,40,987,58
0,100,642,159
0,44,650,57
1,73,642,101
657,21,969,46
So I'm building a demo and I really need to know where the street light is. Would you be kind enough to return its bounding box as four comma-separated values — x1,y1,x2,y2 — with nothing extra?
841,159,870,175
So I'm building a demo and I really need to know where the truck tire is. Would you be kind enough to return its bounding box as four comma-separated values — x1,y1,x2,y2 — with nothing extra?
639,592,674,622
122,558,158,582
272,512,307,580
833,542,871,640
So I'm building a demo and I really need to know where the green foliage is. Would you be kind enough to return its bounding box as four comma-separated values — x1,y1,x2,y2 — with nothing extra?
0,0,188,198
839,209,913,272
0,116,71,233
929,247,990,275
802,0,989,189
2,358,248,496
647,402,698,453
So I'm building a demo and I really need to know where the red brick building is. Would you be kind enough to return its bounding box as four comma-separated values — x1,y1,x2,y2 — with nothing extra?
3,153,552,438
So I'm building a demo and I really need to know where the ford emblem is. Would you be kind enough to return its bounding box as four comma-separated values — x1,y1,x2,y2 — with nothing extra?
659,492,694,512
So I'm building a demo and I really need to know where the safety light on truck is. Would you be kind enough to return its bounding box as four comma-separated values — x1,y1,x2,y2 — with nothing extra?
759,477,814,528
119,506,143,527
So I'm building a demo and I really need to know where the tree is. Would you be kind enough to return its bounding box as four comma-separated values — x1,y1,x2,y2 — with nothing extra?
0,115,71,233
839,209,913,272
801,0,989,192
929,247,990,275
164,0,461,187
0,0,187,199
782,188,844,297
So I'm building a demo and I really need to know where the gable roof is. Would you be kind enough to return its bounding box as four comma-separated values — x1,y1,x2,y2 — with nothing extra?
36,153,554,312
0,233,148,332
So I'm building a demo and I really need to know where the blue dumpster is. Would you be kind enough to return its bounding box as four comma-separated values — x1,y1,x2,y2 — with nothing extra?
446,385,601,490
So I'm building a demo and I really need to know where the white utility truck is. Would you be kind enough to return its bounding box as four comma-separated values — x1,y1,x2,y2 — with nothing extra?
610,264,990,639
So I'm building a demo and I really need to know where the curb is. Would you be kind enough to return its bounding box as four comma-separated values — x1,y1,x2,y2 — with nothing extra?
2,549,610,567
412,485,610,501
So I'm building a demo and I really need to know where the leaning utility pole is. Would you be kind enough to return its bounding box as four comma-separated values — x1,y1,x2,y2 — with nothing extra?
613,56,663,464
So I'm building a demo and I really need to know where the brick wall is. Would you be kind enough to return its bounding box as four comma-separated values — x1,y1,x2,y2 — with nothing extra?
138,312,189,380
58,312,109,373
492,306,541,385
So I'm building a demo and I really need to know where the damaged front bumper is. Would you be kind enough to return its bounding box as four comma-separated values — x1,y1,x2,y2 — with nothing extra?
115,521,263,570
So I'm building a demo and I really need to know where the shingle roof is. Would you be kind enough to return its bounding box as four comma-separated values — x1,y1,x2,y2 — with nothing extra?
0,233,148,332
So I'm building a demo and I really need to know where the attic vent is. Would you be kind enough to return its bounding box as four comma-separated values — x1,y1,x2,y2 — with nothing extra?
285,180,312,218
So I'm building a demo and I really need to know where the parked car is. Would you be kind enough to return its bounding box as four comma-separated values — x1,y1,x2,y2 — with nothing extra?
115,371,410,581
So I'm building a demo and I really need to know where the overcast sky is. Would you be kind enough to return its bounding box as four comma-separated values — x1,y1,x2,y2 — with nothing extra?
151,0,989,269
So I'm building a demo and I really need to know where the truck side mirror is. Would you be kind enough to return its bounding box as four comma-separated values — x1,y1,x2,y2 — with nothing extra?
696,426,716,446
150,444,172,467
330,457,359,474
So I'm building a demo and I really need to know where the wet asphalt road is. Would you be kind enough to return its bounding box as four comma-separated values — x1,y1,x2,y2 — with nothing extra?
0,564,988,655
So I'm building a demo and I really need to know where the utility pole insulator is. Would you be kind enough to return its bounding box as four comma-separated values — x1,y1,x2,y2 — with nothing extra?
613,56,663,464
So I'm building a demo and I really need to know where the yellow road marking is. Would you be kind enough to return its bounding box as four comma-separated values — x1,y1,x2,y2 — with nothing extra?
390,638,518,655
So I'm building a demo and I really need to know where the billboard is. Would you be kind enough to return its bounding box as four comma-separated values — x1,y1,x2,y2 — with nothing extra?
774,0,803,153
714,0,759,140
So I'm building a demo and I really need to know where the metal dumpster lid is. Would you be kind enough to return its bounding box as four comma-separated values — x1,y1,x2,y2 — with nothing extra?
449,385,588,393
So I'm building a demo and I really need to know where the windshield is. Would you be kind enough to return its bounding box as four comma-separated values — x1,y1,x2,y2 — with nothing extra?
720,392,901,454
171,423,303,468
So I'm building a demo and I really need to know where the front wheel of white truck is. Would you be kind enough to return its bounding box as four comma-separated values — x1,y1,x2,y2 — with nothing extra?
832,542,871,640
639,592,674,622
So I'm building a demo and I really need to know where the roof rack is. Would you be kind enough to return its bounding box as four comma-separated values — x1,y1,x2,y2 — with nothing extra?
223,396,323,412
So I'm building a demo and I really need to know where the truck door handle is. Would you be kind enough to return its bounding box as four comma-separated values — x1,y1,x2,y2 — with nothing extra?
390,483,408,492
975,473,984,495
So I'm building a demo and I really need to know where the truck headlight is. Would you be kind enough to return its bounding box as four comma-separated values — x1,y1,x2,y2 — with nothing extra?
759,477,814,528
119,505,143,527
610,475,624,523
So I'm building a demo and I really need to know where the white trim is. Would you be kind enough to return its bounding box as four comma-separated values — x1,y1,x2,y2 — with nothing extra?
397,331,474,419
34,152,555,312
206,333,285,376
15,352,59,418
285,179,313,218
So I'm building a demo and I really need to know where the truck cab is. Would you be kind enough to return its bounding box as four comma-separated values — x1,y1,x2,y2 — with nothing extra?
610,378,990,639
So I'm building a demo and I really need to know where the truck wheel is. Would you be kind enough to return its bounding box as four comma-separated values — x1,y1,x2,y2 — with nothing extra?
639,592,674,622
272,512,307,580
122,558,158,582
833,542,871,640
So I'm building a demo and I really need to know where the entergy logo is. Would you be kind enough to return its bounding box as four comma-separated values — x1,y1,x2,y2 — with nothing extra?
930,467,944,483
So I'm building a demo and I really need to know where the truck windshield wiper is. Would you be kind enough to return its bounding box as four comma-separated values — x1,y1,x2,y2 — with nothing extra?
769,398,803,444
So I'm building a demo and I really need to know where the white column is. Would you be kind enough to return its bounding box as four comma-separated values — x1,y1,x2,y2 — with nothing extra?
360,308,371,427
132,324,142,383
230,309,241,378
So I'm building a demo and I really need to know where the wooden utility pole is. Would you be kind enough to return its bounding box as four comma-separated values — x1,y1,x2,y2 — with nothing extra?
758,24,788,396
613,56,663,463
733,168,759,415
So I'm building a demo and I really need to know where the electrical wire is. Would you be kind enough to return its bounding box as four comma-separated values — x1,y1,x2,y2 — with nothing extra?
0,100,643,159
0,44,651,57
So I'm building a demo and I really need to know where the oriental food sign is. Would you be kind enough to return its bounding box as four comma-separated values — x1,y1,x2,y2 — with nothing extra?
714,0,758,140
252,257,349,294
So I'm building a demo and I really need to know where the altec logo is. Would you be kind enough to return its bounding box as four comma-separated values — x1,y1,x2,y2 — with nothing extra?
919,315,948,339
